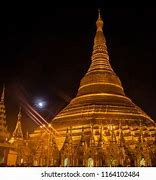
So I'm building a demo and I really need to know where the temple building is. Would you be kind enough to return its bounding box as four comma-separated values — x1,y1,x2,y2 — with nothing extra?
48,11,156,167
0,11,156,167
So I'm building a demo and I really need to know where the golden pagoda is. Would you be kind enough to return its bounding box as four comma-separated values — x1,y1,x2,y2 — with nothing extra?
0,85,10,165
49,10,156,167
0,85,9,142
12,107,23,140
5,10,155,167
7,107,31,166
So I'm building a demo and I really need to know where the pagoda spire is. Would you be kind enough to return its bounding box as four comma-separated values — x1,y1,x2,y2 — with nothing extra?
1,84,5,102
64,128,70,144
87,9,113,74
138,121,145,143
13,107,23,139
79,127,87,149
18,106,22,121
98,9,101,18
0,84,9,142
89,125,95,146
77,10,124,97
96,8,103,31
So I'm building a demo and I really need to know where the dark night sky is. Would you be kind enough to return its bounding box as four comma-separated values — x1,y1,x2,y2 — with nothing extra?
0,8,156,135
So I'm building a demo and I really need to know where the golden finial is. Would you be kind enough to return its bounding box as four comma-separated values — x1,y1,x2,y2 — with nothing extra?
1,84,5,101
98,8,101,19
96,8,103,31
18,106,22,121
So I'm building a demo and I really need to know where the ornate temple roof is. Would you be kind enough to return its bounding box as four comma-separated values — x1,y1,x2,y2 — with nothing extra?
51,11,155,129
0,85,9,142
12,107,23,139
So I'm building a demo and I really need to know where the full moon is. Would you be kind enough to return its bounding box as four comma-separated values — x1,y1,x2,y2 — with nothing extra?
38,102,43,107
35,98,47,109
